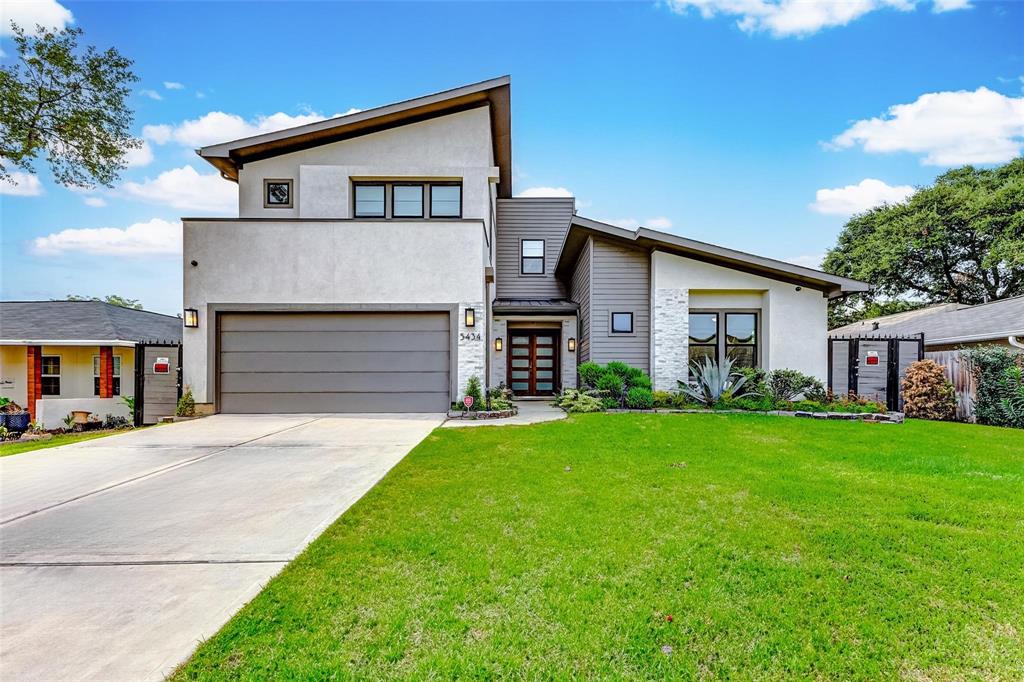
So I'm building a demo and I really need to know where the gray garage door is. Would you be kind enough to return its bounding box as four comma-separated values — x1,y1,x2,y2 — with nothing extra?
218,312,450,413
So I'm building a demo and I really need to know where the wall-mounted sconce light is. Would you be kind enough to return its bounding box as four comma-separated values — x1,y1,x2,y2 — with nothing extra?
464,307,475,327
494,337,503,352
183,308,199,328
568,337,577,352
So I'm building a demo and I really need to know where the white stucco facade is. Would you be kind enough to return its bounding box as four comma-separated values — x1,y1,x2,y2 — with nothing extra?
650,250,830,382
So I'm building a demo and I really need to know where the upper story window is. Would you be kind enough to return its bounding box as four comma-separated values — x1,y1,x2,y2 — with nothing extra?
430,184,461,217
41,355,61,396
392,184,424,218
354,184,386,217
521,239,545,274
264,179,293,208
93,355,122,396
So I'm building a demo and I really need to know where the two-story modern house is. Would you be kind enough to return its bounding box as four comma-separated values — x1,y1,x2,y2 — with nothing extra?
182,76,868,414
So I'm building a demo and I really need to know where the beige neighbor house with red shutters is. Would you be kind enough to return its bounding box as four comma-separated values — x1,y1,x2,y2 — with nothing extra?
0,301,182,428
180,76,869,414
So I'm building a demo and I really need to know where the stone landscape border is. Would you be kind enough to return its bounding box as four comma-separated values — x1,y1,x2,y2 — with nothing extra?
446,407,519,420
602,408,905,423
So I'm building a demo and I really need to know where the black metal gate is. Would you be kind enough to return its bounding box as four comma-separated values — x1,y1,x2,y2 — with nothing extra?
828,335,924,411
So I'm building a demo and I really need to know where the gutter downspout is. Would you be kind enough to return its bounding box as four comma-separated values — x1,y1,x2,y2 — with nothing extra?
1009,336,1024,350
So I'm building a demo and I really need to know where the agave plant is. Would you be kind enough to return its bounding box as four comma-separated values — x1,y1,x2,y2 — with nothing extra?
678,356,757,407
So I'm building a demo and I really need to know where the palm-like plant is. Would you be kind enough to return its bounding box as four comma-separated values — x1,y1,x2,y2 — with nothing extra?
679,356,757,407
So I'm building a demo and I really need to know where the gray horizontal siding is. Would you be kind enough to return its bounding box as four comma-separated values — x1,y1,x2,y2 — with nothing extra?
569,237,593,364
495,198,574,299
589,239,651,373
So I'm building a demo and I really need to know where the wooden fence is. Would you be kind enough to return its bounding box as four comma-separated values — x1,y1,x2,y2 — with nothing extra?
925,349,977,421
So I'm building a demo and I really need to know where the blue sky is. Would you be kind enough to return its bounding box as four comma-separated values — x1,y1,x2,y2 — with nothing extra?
2,0,1022,315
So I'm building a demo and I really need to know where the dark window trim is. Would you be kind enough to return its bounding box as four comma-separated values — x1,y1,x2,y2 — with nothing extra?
390,182,425,218
263,178,293,209
689,308,760,369
609,311,635,335
41,354,61,396
428,182,463,219
520,238,546,276
93,354,122,397
353,182,387,218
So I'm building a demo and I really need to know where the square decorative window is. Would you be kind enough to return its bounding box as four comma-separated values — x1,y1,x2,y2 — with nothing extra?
392,184,424,217
521,239,545,274
354,184,385,217
41,355,60,396
93,355,122,396
430,184,461,217
263,179,293,208
611,312,634,334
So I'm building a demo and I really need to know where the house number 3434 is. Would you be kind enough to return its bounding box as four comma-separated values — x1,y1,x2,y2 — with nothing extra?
460,332,482,341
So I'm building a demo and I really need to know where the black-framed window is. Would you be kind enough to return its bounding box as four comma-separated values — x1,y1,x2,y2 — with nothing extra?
430,184,461,217
93,355,122,396
725,313,757,369
263,179,292,208
354,184,385,217
41,355,60,396
611,312,634,334
688,311,758,374
521,239,545,274
688,313,718,369
392,184,424,218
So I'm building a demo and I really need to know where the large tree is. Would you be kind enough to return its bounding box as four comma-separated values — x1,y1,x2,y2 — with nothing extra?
61,294,143,310
0,23,140,189
823,158,1024,327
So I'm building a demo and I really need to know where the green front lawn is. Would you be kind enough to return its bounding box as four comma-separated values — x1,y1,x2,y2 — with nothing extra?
0,429,130,457
174,415,1024,680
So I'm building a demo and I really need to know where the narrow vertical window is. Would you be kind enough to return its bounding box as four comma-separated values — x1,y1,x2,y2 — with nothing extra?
94,355,122,396
521,239,545,274
688,313,718,373
41,356,61,396
725,313,757,368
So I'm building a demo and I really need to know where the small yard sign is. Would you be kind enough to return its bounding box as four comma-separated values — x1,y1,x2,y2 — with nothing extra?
865,351,880,366
153,357,170,374
463,395,474,409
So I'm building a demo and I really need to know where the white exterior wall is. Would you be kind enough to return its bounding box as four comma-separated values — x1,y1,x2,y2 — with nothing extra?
651,251,829,382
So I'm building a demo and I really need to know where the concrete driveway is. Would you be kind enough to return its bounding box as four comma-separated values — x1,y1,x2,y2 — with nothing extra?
0,413,442,681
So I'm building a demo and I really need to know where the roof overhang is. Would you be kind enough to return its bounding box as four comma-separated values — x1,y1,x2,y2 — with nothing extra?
555,216,871,299
492,299,580,316
0,339,140,347
197,76,513,198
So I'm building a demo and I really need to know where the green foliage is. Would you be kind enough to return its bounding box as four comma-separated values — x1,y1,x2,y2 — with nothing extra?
577,362,604,388
62,413,75,430
901,360,956,421
61,294,143,309
1,23,141,188
998,366,1024,427
625,387,654,409
736,366,767,395
464,376,484,411
577,361,652,408
679,356,757,407
652,391,674,408
828,299,930,331
823,159,1024,326
723,395,777,411
966,346,1024,427
599,397,620,410
765,369,824,403
595,373,623,398
0,397,9,408
176,387,195,417
554,389,603,413
120,395,135,414
486,385,514,411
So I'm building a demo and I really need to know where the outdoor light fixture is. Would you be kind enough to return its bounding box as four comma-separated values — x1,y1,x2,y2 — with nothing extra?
568,337,577,352
465,307,475,327
494,337,503,352
183,308,199,328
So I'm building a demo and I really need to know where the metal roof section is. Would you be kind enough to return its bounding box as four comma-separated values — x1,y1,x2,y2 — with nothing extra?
0,301,183,345
555,215,871,298
492,298,580,315
196,75,513,197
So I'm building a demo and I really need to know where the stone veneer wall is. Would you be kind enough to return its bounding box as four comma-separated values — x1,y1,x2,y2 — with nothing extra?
489,318,508,389
561,318,578,390
458,301,486,398
653,288,688,392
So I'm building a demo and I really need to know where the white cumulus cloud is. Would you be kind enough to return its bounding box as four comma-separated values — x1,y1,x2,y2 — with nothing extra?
664,0,970,38
646,216,674,230
31,218,181,256
120,165,235,213
785,254,826,269
163,81,185,90
83,196,106,207
139,89,162,101
123,140,154,168
145,108,361,148
1,0,74,36
516,186,574,198
829,87,1024,166
0,172,43,196
810,178,915,216
607,217,674,230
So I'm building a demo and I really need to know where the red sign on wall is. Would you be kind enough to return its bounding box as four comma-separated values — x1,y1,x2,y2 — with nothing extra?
153,357,170,374
865,352,880,366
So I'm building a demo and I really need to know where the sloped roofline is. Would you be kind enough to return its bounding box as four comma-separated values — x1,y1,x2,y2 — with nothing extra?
196,75,513,197
555,215,871,298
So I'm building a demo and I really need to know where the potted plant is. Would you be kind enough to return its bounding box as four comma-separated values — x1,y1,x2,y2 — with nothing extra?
72,410,92,425
6,410,31,433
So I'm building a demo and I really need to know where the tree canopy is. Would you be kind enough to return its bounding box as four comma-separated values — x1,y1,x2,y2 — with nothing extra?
824,158,1024,327
61,294,143,310
0,22,140,189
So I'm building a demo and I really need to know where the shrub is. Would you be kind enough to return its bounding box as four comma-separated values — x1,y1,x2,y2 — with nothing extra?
464,376,484,411
803,381,829,404
486,384,514,411
176,387,195,417
554,389,603,413
679,356,757,408
790,399,827,412
596,372,624,398
997,365,1024,428
103,414,132,429
901,360,956,421
736,366,767,396
600,397,620,410
723,395,776,411
577,362,604,388
652,390,674,408
966,346,1024,427
765,369,820,403
625,387,654,409
828,393,887,414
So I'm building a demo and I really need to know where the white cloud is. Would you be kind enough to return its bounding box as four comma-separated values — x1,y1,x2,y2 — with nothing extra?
664,0,970,38
607,217,674,230
123,140,154,168
646,216,674,230
83,196,106,208
830,87,1024,166
31,218,181,256
0,0,74,36
0,172,43,196
120,165,235,213
145,108,359,148
810,178,915,216
163,81,185,90
139,89,163,101
786,254,825,269
515,186,574,198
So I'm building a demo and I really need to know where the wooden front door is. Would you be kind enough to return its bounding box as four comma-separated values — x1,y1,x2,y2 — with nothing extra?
508,331,560,396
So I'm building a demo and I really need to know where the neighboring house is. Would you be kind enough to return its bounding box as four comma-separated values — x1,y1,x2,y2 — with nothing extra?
0,301,182,428
183,76,869,414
